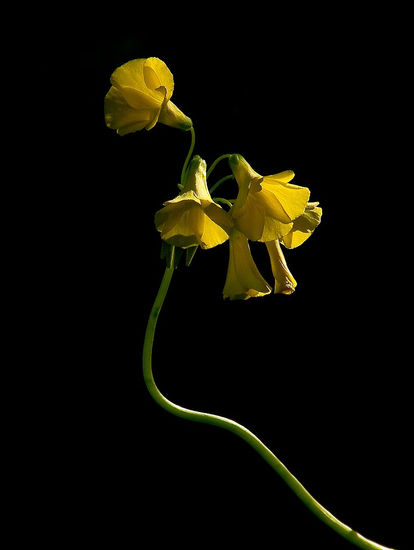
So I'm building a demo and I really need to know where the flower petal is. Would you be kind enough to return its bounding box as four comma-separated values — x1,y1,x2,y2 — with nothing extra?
262,176,310,222
265,240,297,294
104,86,152,135
231,194,265,241
267,170,295,183
155,201,204,249
144,57,174,101
200,215,229,249
282,203,322,248
204,202,234,232
110,59,162,105
223,231,271,300
260,216,293,242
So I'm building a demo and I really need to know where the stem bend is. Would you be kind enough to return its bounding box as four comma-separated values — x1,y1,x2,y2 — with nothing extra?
142,264,396,550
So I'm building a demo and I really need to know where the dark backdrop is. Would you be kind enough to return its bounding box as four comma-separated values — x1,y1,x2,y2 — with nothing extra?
40,13,410,550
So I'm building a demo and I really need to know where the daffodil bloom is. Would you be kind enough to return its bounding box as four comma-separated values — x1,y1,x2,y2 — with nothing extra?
229,154,310,242
265,240,297,294
281,202,323,248
223,230,272,300
155,156,233,249
104,57,192,135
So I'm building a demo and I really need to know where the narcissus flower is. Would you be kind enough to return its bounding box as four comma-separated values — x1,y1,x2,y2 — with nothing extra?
223,230,272,300
229,155,310,242
105,57,192,135
155,156,233,249
265,240,297,295
281,202,322,249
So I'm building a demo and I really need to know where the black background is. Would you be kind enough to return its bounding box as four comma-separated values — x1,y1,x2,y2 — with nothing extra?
33,10,410,550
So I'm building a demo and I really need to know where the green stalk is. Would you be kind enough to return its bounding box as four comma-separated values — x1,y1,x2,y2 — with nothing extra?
180,126,196,186
142,265,397,550
206,153,232,178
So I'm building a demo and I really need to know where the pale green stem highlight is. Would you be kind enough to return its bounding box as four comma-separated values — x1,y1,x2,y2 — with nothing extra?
212,197,234,208
180,126,196,185
142,264,397,550
206,153,232,178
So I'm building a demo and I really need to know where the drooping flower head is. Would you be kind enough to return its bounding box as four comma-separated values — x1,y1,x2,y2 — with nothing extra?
155,156,234,249
220,155,322,299
105,57,192,135
229,154,310,242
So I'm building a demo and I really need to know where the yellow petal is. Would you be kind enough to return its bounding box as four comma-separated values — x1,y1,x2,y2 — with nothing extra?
262,176,310,222
260,216,293,242
265,240,297,295
200,215,229,249
231,194,265,241
155,201,204,249
282,203,322,249
229,154,263,215
267,170,295,183
144,57,174,101
204,202,234,232
182,157,211,201
104,86,153,135
223,231,271,300
110,60,159,99
163,190,201,206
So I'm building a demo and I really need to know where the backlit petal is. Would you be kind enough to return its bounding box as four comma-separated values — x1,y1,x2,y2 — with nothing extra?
282,203,322,248
267,170,295,183
200,216,229,249
156,202,204,249
104,86,152,135
144,57,174,101
110,59,162,105
262,176,310,221
231,195,265,241
223,231,271,300
265,240,297,294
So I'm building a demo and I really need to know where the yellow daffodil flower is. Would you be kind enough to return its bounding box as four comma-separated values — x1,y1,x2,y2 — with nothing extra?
281,202,323,248
265,240,297,294
229,154,310,242
104,57,192,135
155,156,233,249
223,230,272,300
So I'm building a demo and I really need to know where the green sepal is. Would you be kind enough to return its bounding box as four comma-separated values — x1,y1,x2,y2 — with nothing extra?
185,246,198,267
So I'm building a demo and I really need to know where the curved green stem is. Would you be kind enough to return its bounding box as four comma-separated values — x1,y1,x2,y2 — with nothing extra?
143,265,397,550
209,174,234,194
206,153,232,178
180,126,196,185
212,197,234,209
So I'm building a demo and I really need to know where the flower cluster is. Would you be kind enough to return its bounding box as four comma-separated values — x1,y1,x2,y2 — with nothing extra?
105,57,322,300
